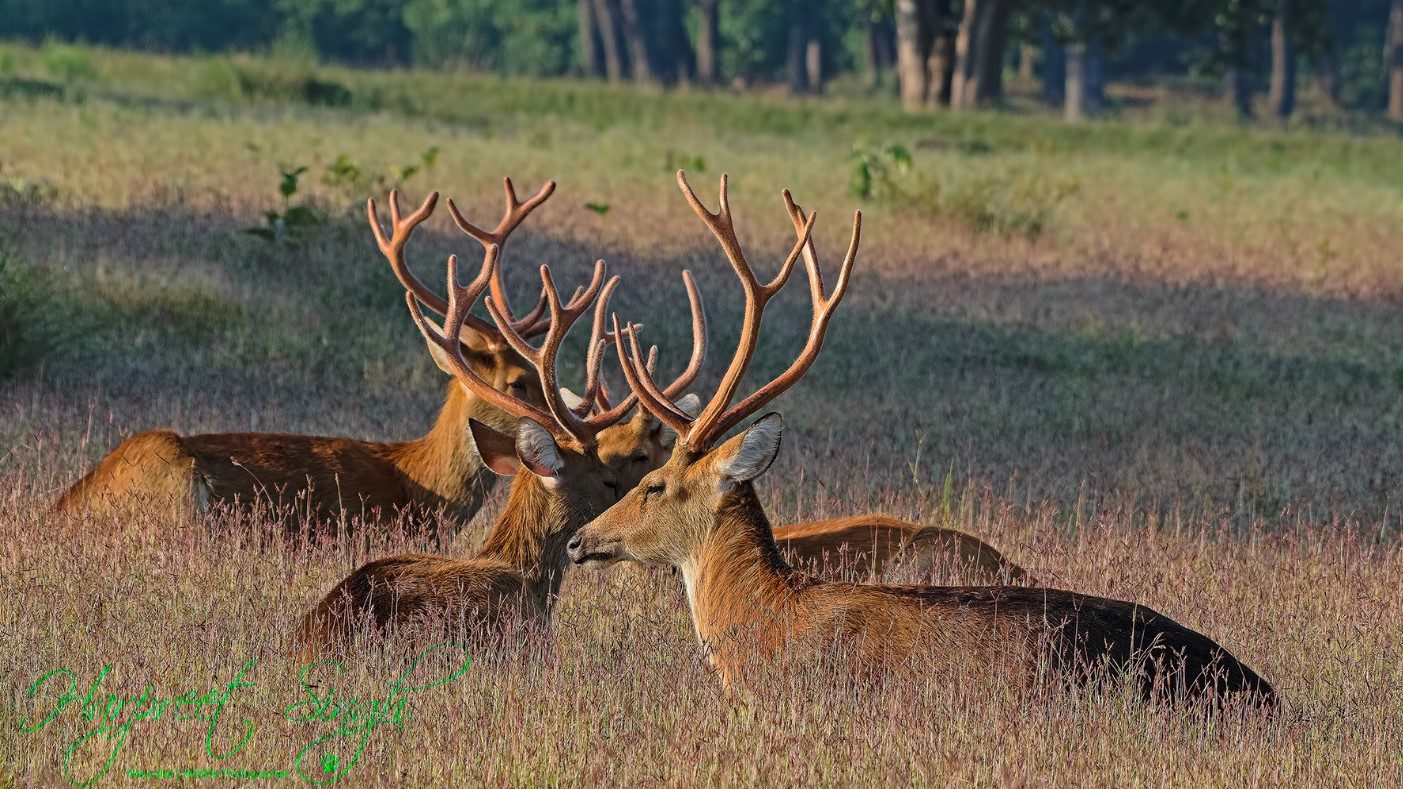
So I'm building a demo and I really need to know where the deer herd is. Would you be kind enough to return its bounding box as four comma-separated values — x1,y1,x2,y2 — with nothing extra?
55,172,1276,709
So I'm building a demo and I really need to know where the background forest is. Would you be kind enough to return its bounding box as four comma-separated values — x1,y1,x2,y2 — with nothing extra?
3,0,1402,123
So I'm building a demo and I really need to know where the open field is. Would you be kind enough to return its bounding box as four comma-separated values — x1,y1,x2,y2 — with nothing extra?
1,44,1401,784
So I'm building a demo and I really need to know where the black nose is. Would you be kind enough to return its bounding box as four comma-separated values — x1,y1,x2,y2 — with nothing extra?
567,535,583,553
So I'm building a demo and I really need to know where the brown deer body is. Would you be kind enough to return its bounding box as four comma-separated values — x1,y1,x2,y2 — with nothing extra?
55,182,560,538
298,193,708,659
569,172,1274,707
774,515,1026,583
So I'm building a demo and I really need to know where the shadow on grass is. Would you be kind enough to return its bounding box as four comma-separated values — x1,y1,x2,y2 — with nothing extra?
4,199,1401,526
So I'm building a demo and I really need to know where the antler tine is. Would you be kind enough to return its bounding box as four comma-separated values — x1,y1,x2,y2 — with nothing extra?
404,249,557,431
572,276,621,419
485,260,608,446
678,170,815,448
590,345,656,424
583,267,699,431
369,190,448,315
613,319,694,437
662,269,708,397
446,178,557,333
704,205,863,442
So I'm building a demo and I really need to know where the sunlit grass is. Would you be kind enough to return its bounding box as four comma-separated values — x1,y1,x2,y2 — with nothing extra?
0,42,1400,785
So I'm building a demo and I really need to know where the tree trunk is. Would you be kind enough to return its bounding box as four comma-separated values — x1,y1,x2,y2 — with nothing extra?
895,0,929,110
971,0,1011,105
933,28,956,106
592,0,625,83
950,0,979,109
864,18,883,88
695,0,719,86
658,0,693,85
617,0,654,85
786,17,809,95
953,0,1011,109
1268,9,1296,121
1388,0,1403,121
806,39,823,93
1064,38,1103,121
1040,15,1065,107
578,0,602,77
1018,41,1036,84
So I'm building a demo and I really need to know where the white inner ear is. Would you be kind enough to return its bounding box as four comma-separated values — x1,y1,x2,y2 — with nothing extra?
559,387,586,411
718,414,783,484
516,419,565,484
426,339,457,376
675,393,702,418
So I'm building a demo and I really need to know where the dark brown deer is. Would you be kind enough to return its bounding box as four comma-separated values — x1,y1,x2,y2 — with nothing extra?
55,182,561,541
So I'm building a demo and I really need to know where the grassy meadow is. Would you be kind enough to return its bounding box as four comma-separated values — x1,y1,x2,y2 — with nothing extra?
1,42,1402,784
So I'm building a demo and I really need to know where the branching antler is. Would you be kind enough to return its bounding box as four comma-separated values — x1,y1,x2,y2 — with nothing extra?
368,178,556,345
614,171,860,451
588,270,706,427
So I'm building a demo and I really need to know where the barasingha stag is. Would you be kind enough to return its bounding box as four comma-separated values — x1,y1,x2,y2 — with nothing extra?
568,171,1276,707
54,181,563,540
297,229,708,658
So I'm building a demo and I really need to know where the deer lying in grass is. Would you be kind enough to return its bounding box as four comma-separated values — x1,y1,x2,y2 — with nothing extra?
297,225,707,659
773,515,1026,583
567,172,1275,707
53,182,573,540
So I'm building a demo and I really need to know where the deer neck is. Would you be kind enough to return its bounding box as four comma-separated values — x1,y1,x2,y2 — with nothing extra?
391,382,500,517
679,484,804,670
474,474,578,610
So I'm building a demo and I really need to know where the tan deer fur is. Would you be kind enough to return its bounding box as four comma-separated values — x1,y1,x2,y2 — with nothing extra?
568,171,1275,707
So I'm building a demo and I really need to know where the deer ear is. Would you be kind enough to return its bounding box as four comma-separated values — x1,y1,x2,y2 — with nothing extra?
653,393,701,449
715,413,783,487
469,419,521,476
559,387,586,412
425,327,493,377
675,393,701,418
515,418,565,486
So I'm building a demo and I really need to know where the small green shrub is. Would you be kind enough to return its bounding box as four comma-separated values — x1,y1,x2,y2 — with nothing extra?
322,146,439,200
909,167,1081,240
245,165,322,243
0,249,70,380
189,56,353,107
848,143,912,200
42,43,96,84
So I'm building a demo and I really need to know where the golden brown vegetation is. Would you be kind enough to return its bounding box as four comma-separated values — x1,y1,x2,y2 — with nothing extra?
1,44,1400,784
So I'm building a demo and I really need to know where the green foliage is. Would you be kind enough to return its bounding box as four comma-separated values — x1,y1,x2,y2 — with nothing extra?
42,43,95,83
664,151,707,173
190,56,353,106
322,146,439,198
245,165,322,243
402,0,575,75
584,202,611,214
0,248,71,380
848,142,911,200
925,167,1082,239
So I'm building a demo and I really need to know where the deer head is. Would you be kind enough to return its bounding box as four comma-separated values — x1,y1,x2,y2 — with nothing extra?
400,213,707,519
569,171,859,569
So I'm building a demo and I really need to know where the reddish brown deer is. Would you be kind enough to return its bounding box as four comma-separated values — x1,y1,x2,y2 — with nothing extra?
568,172,1275,707
54,182,562,540
297,225,707,659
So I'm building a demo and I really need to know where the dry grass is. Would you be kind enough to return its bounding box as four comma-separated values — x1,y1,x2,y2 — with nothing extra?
1,44,1401,785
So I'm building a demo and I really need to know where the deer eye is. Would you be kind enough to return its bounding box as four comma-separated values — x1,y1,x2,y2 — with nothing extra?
642,483,664,503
